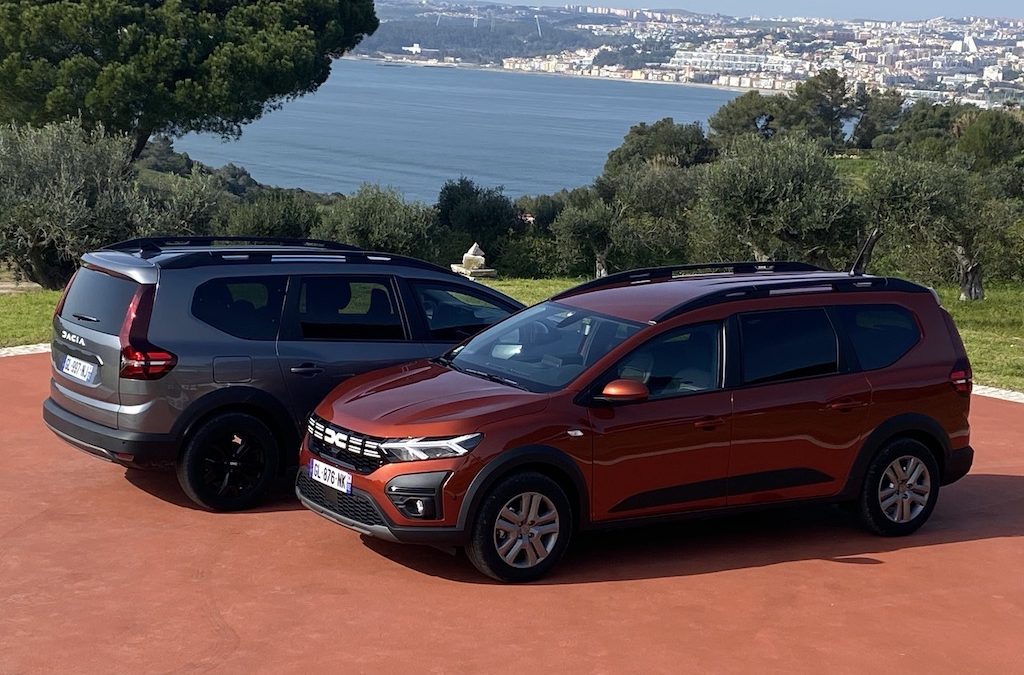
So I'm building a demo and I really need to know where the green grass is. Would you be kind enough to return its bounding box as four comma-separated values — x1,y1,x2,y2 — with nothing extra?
3,279,1022,392
936,286,1024,391
0,290,62,348
833,156,875,190
481,277,582,306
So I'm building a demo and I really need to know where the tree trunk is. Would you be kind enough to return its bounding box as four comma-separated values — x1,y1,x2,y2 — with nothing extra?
958,262,984,301
955,246,984,301
130,127,152,161
594,251,609,278
852,227,884,274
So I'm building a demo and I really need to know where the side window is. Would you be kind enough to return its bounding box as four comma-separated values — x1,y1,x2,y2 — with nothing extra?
192,276,286,341
297,276,405,341
411,282,514,341
612,322,723,399
834,304,921,370
739,308,838,385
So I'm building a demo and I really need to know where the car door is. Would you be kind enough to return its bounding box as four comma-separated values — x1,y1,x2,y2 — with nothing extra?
727,306,872,506
588,321,733,521
276,274,438,425
401,279,520,343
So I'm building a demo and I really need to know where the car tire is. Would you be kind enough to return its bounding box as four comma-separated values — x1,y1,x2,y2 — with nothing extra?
465,472,572,583
858,438,940,536
176,412,280,511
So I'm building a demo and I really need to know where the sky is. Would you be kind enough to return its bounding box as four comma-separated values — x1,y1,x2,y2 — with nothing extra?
573,1,1023,21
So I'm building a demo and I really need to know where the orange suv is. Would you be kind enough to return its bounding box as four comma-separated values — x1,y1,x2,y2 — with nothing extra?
295,263,974,581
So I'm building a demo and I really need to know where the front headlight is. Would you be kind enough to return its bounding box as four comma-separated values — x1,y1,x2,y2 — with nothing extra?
380,433,483,462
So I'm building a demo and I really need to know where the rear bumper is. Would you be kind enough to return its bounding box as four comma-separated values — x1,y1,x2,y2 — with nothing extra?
42,398,179,468
943,445,974,485
295,472,467,546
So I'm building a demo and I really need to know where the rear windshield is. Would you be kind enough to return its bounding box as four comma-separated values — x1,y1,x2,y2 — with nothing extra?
60,268,139,334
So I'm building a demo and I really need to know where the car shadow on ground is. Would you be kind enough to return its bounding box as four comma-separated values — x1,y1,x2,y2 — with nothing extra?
123,469,305,513
360,473,1024,585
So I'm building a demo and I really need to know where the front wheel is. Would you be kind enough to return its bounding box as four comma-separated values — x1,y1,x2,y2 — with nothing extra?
858,438,940,536
176,412,279,511
465,472,573,583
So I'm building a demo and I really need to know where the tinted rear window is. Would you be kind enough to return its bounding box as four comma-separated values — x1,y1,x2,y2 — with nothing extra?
192,277,287,341
60,268,138,334
834,304,920,370
739,308,839,385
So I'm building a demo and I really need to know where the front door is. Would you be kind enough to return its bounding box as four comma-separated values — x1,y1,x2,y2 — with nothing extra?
276,274,436,425
727,307,872,505
589,322,733,521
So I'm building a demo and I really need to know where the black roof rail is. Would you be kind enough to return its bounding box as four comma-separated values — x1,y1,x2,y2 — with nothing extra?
105,236,361,255
551,261,825,300
653,275,929,323
156,248,457,276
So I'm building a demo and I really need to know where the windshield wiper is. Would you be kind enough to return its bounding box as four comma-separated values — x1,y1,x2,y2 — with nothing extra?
462,367,526,391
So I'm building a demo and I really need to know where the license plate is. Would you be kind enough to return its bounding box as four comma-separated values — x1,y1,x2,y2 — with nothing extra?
62,355,95,383
309,458,352,494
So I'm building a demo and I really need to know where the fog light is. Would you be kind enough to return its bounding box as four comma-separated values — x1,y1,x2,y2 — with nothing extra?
397,496,436,519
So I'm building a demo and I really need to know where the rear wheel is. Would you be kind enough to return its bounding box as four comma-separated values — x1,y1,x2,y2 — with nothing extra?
465,472,572,583
176,412,279,511
858,438,940,536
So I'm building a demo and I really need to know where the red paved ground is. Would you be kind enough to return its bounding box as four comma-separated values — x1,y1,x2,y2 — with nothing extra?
1,352,1022,673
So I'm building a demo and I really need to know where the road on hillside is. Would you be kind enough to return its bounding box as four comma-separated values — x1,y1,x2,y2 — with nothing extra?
1,352,1022,673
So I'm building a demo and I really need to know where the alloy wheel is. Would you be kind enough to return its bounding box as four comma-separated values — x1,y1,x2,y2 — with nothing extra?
492,491,561,568
878,455,932,523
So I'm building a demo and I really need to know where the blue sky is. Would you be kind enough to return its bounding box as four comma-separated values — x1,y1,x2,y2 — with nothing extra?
575,1,1022,20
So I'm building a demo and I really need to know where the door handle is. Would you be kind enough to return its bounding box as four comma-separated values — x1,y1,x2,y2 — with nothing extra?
694,416,726,431
825,399,867,412
290,363,324,376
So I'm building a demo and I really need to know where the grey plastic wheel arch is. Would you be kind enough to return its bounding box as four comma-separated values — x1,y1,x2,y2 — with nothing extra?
457,445,590,533
839,413,951,500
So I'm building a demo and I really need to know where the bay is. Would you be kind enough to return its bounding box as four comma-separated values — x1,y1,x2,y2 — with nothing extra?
175,58,740,202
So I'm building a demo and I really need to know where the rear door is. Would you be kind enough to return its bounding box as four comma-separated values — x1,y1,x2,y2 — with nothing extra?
50,267,139,429
276,274,438,424
727,306,872,505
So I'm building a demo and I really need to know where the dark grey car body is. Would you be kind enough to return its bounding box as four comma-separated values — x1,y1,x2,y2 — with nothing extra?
42,240,524,478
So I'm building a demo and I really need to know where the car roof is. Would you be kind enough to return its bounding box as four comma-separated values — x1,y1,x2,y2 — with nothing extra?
551,264,930,324
80,237,468,287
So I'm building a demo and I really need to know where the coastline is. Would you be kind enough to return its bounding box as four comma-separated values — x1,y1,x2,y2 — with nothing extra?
341,55,778,95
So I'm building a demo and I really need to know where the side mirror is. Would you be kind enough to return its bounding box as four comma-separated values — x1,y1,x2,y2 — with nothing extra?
599,379,649,403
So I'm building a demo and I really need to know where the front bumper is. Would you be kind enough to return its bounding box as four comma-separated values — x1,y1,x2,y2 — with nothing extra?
295,470,468,546
943,445,974,485
42,398,179,468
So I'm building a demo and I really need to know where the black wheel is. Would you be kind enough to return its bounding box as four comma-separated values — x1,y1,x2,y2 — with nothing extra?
176,412,279,511
858,438,940,536
465,472,572,583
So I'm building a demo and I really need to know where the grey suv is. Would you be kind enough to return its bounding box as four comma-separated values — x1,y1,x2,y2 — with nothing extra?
42,237,524,510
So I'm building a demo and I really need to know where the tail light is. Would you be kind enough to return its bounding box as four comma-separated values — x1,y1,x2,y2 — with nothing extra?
53,270,79,320
119,285,177,380
950,361,973,396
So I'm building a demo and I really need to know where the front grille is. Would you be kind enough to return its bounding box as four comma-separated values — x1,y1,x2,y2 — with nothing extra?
306,415,389,475
296,472,386,527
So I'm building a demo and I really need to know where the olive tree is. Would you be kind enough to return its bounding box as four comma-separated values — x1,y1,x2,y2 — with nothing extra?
691,135,858,269
0,121,218,288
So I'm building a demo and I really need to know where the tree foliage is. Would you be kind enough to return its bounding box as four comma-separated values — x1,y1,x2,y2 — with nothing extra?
215,192,322,239
0,120,218,288
0,0,379,157
708,91,779,143
603,118,715,179
314,184,439,259
692,135,857,268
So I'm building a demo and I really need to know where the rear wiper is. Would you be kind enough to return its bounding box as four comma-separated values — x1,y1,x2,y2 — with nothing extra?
72,313,99,322
462,367,526,391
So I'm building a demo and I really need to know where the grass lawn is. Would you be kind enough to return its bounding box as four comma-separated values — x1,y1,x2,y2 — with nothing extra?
2,278,1021,391
0,290,62,348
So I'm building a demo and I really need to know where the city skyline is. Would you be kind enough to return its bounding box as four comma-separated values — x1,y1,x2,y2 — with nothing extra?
569,0,1023,21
